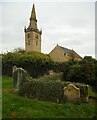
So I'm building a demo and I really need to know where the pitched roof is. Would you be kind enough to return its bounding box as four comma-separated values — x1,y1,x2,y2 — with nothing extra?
50,44,81,58
58,45,81,58
58,45,71,54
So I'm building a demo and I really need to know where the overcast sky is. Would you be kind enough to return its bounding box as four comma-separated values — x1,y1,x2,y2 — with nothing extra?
0,0,96,58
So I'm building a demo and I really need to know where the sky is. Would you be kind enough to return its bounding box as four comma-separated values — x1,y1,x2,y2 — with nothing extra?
0,0,96,58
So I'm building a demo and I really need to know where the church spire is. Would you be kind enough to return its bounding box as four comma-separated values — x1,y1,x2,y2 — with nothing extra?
29,4,37,29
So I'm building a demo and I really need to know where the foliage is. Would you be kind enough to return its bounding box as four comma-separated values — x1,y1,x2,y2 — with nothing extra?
62,56,97,86
12,47,25,53
66,64,82,82
79,56,96,86
17,72,91,103
38,72,64,81
2,51,57,78
19,75,65,103
2,50,97,87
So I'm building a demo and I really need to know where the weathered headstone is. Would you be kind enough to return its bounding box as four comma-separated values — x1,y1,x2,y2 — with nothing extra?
63,84,80,104
12,66,28,92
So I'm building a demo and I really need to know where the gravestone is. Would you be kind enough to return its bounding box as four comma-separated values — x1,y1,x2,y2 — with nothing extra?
63,84,80,104
12,66,28,92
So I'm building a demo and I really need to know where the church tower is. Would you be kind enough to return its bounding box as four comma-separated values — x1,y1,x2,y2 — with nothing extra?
24,4,42,52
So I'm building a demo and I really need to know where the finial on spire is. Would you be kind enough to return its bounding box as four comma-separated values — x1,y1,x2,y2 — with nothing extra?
30,3,37,21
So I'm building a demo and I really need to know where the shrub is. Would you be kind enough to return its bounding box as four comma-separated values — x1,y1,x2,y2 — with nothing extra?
38,72,64,81
74,83,89,103
63,56,97,86
19,77,65,103
66,64,82,82
2,51,57,78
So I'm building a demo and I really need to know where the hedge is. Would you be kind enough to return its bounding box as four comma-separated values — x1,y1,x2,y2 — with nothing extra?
19,76,65,103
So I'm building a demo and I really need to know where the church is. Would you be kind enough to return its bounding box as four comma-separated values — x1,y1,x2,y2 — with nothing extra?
24,4,81,62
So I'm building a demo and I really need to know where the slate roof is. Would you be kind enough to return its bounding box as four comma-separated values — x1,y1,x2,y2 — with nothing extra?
58,45,81,58
58,45,71,54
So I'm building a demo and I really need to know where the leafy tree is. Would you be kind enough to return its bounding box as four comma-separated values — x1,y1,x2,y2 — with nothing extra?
65,56,97,86
79,56,96,86
13,48,25,53
66,64,81,81
2,51,57,78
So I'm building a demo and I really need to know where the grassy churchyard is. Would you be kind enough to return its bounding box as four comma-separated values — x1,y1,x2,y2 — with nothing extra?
2,76,96,118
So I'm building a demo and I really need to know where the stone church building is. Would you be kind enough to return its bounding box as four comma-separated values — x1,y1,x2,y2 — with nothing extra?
25,4,81,62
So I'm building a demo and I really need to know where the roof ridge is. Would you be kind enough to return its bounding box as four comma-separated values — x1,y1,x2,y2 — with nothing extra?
58,45,71,51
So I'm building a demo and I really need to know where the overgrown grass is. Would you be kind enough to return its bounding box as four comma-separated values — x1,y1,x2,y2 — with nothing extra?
2,76,96,118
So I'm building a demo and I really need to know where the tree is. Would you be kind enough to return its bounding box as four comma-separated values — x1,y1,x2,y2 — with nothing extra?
66,64,82,82
2,51,57,78
64,56,97,86
13,48,25,53
80,56,96,86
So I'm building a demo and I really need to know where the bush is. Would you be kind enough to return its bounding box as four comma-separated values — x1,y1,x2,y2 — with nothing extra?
38,72,64,81
66,64,82,82
63,56,97,86
2,51,57,78
19,76,65,103
75,83,89,103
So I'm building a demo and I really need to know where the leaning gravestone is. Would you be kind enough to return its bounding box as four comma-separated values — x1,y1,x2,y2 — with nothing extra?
12,66,29,92
63,84,80,104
